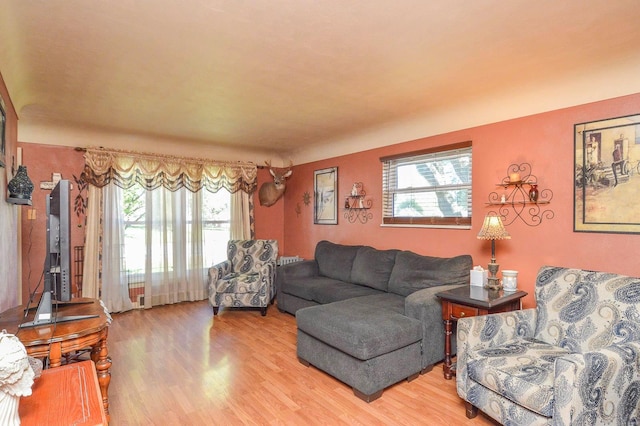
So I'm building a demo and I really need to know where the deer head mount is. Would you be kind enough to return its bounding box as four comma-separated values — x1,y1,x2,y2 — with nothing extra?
258,160,293,207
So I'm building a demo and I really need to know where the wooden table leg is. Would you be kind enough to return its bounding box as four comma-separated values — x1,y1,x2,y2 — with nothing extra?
91,329,111,422
443,319,453,379
48,342,62,368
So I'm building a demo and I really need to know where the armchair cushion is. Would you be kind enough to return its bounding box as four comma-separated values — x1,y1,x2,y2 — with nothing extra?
215,272,262,294
467,338,572,416
534,266,640,352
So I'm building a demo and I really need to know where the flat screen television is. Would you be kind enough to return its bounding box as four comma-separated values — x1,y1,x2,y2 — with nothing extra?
20,180,96,328
47,179,73,302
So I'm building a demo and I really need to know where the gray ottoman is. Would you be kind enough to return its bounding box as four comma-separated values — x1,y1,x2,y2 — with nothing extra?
296,296,423,402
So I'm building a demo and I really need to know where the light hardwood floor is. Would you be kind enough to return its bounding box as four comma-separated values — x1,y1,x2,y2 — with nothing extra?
107,300,498,425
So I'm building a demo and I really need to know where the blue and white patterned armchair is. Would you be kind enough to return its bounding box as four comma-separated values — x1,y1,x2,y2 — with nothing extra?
208,239,279,316
456,265,640,425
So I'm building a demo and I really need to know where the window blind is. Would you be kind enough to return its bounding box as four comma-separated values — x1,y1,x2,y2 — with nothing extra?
381,142,472,226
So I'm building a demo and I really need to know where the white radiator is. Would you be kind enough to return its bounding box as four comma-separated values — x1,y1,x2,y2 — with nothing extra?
278,256,303,266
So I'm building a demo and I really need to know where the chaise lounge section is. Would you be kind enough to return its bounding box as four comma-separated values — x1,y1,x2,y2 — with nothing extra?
277,240,473,401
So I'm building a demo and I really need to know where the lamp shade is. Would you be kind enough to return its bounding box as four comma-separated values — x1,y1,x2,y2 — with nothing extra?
477,213,510,240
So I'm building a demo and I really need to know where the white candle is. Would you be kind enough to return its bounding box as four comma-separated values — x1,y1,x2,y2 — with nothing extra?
509,172,520,182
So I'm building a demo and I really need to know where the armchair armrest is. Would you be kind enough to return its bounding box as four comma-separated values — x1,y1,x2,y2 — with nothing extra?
208,260,231,290
553,341,640,423
456,308,537,398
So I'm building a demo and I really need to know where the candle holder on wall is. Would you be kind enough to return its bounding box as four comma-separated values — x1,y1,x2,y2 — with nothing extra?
486,163,554,227
344,182,373,224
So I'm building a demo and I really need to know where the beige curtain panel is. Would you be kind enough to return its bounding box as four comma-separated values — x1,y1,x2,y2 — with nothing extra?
83,147,257,194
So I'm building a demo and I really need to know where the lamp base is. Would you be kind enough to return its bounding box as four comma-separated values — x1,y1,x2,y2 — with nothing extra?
484,261,502,291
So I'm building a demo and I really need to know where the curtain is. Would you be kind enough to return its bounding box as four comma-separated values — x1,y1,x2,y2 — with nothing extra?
82,147,257,193
82,185,101,299
82,147,257,312
101,184,134,312
142,186,206,308
230,191,253,240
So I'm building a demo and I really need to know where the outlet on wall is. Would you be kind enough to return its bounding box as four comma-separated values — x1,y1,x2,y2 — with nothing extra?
27,209,36,220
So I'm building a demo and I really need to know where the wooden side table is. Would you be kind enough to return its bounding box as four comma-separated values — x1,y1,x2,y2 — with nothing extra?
436,286,527,379
0,298,112,421
20,360,107,425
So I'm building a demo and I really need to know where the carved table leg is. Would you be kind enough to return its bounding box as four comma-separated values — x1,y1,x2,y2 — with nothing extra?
91,328,111,422
443,319,453,379
48,342,62,368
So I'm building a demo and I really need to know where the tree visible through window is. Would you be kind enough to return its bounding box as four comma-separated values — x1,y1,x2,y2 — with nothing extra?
381,141,472,227
122,186,231,279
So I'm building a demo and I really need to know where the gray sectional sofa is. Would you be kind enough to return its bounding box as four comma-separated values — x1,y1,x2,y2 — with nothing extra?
276,240,472,402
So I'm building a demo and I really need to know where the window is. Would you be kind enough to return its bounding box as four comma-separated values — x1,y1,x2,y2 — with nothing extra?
122,186,231,279
381,141,472,227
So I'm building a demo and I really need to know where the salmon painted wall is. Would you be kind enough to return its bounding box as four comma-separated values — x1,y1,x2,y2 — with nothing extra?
0,73,20,311
282,93,640,308
18,143,86,303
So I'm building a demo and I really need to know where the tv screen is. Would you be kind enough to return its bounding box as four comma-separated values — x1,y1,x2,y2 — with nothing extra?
46,179,72,302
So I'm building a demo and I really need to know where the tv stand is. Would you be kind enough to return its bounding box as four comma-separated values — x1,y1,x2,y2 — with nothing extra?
19,292,98,328
0,297,112,421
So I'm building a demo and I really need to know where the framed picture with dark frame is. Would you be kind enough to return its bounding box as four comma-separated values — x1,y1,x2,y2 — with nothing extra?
0,94,6,168
574,113,640,233
314,166,338,225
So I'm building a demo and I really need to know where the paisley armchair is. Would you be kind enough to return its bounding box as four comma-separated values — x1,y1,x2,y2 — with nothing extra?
456,265,640,425
208,239,279,316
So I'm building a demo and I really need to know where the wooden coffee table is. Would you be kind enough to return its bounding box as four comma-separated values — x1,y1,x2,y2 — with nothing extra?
436,286,527,379
0,298,112,421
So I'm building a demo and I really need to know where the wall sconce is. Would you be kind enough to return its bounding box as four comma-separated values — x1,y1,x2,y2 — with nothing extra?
477,213,510,290
7,165,34,205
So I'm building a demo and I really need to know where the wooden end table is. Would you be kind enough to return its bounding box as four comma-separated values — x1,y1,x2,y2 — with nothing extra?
0,298,112,421
436,286,527,379
20,359,107,425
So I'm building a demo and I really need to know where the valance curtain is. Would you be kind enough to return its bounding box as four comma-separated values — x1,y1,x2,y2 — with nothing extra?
82,147,257,313
82,147,257,193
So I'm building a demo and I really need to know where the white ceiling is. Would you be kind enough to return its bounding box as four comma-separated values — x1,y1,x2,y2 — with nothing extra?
1,0,640,164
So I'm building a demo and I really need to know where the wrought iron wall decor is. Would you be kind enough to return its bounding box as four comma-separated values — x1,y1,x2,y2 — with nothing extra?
486,163,554,226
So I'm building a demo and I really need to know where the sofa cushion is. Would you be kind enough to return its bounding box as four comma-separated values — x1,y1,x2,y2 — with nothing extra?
315,240,361,282
388,251,472,296
467,338,573,417
281,276,383,304
310,281,384,304
296,294,420,360
351,246,398,291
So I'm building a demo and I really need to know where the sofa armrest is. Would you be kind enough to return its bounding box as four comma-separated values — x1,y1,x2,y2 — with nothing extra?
553,341,640,423
455,308,537,399
404,284,466,370
279,259,318,278
275,259,319,294
404,284,465,319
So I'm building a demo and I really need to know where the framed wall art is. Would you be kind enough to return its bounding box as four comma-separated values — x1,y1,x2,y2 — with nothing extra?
574,113,640,233
314,166,338,224
0,94,6,168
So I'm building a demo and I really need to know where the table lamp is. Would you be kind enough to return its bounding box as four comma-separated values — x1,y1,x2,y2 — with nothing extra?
477,213,510,290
